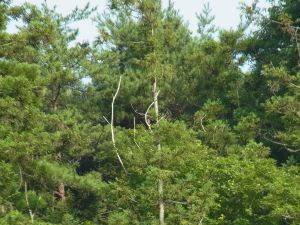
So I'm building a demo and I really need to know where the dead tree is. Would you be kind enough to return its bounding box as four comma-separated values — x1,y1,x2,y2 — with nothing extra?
153,77,164,225
145,76,164,224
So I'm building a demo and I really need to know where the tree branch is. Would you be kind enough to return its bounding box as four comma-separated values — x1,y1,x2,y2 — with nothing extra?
24,182,35,223
165,200,188,205
110,75,127,175
145,101,155,131
265,18,300,59
133,116,141,149
102,116,111,125
263,135,300,153
200,115,206,132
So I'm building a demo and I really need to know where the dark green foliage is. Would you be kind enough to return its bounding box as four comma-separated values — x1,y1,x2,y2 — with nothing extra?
0,0,299,224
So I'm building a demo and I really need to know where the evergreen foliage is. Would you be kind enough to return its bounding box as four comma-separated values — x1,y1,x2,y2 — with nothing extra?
0,0,300,224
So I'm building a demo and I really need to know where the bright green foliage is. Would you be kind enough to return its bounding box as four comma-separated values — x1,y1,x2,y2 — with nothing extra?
0,0,300,224
196,2,216,39
86,0,192,124
207,157,300,225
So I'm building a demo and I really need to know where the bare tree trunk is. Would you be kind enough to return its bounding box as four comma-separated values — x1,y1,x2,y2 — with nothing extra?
111,75,127,174
153,77,164,225
158,177,164,225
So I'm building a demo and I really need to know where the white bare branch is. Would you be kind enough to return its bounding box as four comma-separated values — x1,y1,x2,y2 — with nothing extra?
263,135,300,153
200,115,206,132
110,75,128,175
102,116,111,125
145,101,155,131
152,76,164,225
133,117,141,149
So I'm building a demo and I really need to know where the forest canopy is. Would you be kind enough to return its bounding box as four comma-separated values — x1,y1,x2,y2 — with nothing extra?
0,0,300,224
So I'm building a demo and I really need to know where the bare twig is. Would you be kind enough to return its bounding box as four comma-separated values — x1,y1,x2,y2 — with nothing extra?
263,135,300,153
198,217,204,225
131,103,146,117
268,18,300,29
102,116,111,125
133,117,141,149
265,18,300,59
153,77,159,123
110,76,128,175
145,101,155,131
24,182,35,223
290,83,300,89
165,200,188,205
144,90,160,131
98,208,125,215
200,115,206,133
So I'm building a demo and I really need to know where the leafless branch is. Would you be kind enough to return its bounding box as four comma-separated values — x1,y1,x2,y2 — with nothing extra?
102,116,111,125
290,83,300,89
153,77,159,123
198,217,204,225
165,200,188,205
145,100,155,131
265,18,300,59
268,18,300,29
263,135,300,153
17,166,23,192
200,115,206,132
131,104,146,117
133,117,141,149
24,182,35,223
110,76,127,175
144,89,160,131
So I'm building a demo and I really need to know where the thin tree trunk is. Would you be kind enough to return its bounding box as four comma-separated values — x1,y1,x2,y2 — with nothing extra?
158,173,164,225
153,77,164,225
